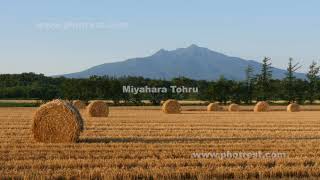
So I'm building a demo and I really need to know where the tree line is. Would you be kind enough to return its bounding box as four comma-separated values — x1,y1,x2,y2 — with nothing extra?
0,58,319,105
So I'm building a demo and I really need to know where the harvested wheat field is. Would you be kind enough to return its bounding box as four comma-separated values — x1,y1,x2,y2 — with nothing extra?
2,107,320,179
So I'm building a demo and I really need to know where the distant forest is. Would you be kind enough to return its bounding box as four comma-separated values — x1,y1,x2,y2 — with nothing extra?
1,58,320,105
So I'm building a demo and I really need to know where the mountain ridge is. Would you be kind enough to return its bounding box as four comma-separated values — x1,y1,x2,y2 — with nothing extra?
61,45,306,80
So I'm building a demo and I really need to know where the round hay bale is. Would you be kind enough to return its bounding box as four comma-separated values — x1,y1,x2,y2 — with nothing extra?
72,100,86,109
228,103,240,112
254,101,270,112
162,99,181,114
287,103,300,112
207,103,221,111
32,99,84,143
87,100,109,117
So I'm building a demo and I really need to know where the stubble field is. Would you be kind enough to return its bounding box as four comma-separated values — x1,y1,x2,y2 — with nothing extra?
1,106,320,179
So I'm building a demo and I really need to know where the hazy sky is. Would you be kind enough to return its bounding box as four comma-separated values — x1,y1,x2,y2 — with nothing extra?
1,0,320,75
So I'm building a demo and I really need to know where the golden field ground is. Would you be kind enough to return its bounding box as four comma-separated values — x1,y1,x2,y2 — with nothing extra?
1,107,320,179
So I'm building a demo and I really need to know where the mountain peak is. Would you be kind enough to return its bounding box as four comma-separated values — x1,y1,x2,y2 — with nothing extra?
153,48,168,56
151,44,226,60
176,44,213,57
187,44,200,49
185,44,211,52
185,44,209,52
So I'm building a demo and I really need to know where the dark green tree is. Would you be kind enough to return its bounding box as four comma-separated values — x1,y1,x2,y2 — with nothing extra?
212,76,233,104
244,65,254,104
256,57,272,101
306,61,320,104
283,58,301,103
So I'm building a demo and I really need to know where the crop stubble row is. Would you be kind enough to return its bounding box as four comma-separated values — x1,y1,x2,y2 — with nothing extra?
0,107,320,178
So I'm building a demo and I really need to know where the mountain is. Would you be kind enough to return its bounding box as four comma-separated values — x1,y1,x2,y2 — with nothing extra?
61,44,305,80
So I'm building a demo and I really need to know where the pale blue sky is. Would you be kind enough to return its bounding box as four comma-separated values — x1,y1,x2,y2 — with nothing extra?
1,0,320,75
